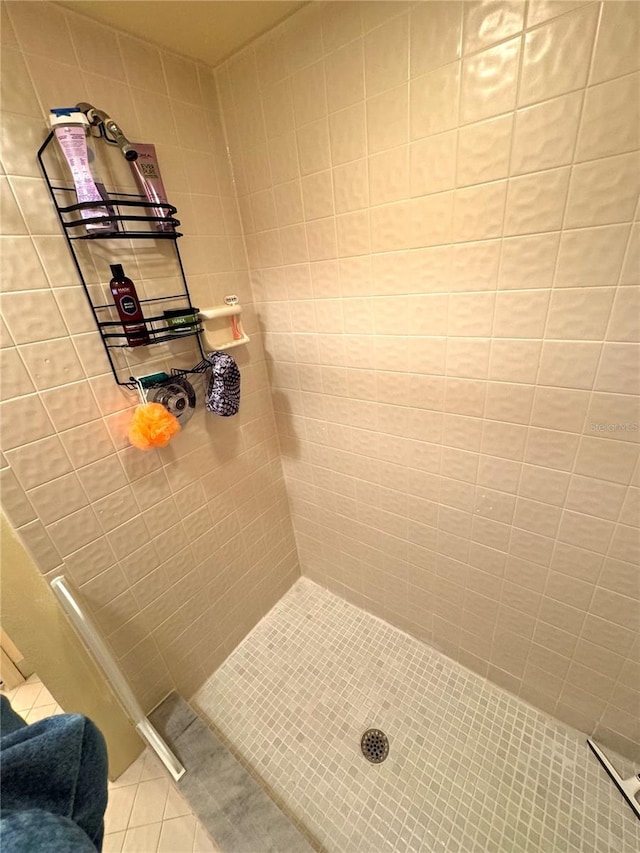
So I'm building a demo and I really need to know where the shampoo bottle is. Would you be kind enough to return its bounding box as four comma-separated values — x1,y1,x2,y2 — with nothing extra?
109,264,150,347
50,107,117,234
128,143,174,233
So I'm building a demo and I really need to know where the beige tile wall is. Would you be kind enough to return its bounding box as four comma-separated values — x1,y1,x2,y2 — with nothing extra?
216,0,640,760
0,1,299,710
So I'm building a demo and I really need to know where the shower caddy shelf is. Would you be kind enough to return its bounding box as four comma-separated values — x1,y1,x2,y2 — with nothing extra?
37,129,206,390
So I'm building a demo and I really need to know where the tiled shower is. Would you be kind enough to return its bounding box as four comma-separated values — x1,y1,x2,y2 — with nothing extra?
218,0,639,763
0,0,638,849
1,0,298,712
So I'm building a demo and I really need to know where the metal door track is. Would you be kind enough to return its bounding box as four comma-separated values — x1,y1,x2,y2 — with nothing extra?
587,738,640,821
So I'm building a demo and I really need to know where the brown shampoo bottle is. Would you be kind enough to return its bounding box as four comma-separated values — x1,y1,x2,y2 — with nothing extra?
109,264,150,347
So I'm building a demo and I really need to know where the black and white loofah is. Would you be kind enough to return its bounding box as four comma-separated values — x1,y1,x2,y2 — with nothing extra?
205,351,240,417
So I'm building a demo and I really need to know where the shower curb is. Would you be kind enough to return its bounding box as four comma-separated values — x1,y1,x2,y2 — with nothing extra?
149,692,315,853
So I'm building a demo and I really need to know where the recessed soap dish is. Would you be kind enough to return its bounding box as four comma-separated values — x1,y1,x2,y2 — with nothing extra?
199,297,250,351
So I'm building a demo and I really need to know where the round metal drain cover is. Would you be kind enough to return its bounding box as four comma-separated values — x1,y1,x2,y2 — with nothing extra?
361,729,389,764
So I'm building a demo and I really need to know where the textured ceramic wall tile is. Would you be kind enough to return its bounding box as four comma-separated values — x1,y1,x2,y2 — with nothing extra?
2,0,639,762
565,152,640,229
410,62,460,140
0,1,299,710
364,13,408,97
367,85,408,154
457,115,512,186
503,167,570,236
511,91,582,175
463,1,525,54
554,224,630,288
460,37,520,124
410,1,462,78
215,0,640,759
519,3,599,106
590,0,640,85
576,73,640,162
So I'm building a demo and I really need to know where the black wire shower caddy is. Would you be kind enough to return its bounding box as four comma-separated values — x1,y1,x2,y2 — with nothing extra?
37,129,207,390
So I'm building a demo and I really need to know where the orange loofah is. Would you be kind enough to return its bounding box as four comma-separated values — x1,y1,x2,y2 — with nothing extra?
128,402,181,450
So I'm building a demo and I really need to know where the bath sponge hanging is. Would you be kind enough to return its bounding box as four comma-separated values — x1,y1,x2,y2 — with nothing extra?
128,380,181,450
128,402,180,449
205,351,240,416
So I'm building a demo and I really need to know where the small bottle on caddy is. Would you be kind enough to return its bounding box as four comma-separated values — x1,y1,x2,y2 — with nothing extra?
109,264,150,347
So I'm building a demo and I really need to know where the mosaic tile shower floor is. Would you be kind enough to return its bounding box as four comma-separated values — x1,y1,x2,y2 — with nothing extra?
194,579,639,853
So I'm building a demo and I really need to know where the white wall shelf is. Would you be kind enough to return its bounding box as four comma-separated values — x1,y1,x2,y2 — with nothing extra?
199,299,250,352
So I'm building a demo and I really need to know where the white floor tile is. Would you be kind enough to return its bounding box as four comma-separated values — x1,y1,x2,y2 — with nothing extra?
128,778,170,829
110,752,146,789
10,681,44,712
31,685,56,707
122,822,162,853
0,685,18,702
24,703,57,724
104,784,138,835
103,830,126,853
139,751,167,782
163,784,192,820
193,823,219,853
2,679,213,852
105,752,214,852
157,815,197,853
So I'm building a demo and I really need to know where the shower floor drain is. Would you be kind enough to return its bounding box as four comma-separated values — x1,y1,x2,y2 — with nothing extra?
361,729,389,764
